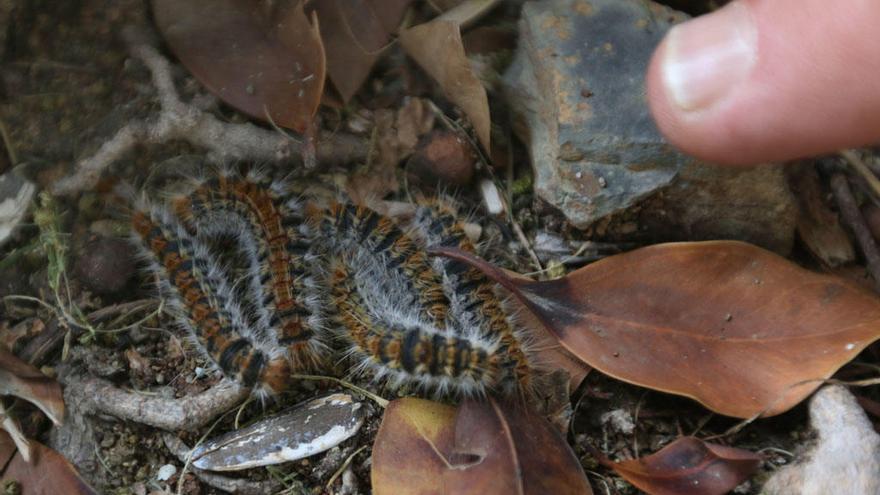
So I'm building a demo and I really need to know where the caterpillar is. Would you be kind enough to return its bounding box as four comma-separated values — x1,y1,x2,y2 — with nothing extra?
316,201,540,398
129,201,291,395
169,168,328,370
127,169,540,400
412,200,539,397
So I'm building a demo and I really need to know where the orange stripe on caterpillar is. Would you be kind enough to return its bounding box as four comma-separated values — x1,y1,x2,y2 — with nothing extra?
130,207,290,395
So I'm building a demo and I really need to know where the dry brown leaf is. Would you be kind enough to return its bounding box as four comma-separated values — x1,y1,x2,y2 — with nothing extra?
0,431,97,494
433,241,880,418
0,348,64,425
152,0,325,132
0,429,15,472
347,98,434,204
310,0,412,102
0,405,29,463
399,0,496,152
596,437,760,495
372,398,592,495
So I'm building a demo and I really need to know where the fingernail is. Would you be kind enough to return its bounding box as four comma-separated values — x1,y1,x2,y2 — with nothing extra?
661,2,758,111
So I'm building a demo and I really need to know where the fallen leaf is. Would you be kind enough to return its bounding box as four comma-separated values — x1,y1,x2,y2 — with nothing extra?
509,294,591,391
0,428,15,471
152,0,325,132
432,241,880,418
0,347,64,425
310,0,412,102
372,398,592,495
0,404,30,463
595,437,760,495
347,97,434,204
0,431,97,495
399,0,500,152
192,393,364,471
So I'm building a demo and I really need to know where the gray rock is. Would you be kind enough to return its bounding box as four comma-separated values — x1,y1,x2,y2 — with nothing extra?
504,0,796,253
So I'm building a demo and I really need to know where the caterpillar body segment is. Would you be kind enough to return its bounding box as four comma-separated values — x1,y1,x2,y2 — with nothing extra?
413,202,539,398
130,204,290,395
170,168,329,370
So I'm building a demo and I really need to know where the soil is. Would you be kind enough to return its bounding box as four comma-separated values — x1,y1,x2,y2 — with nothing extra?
0,1,829,494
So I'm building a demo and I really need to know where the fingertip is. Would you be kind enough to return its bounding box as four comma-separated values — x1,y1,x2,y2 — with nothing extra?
647,0,880,166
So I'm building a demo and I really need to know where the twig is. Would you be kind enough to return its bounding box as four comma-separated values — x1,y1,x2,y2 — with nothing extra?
509,212,544,273
830,173,880,291
59,371,250,431
51,26,366,196
325,445,367,491
841,149,880,201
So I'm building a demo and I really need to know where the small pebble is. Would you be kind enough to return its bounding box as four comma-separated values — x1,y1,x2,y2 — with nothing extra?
407,131,476,186
156,464,177,482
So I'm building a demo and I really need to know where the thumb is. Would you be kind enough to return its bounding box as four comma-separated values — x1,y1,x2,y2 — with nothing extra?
646,0,880,165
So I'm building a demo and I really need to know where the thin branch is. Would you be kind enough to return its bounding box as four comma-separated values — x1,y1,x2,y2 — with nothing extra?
60,371,249,431
830,173,880,291
841,149,880,201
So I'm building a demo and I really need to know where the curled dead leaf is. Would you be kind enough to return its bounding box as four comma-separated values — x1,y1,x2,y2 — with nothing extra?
594,436,760,495
0,431,97,494
399,0,498,152
310,0,412,102
0,347,64,426
432,241,880,418
372,398,592,495
152,0,325,132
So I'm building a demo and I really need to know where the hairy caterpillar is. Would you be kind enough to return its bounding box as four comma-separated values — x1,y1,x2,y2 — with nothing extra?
315,201,539,398
169,168,328,370
412,200,538,397
128,169,539,400
130,202,291,395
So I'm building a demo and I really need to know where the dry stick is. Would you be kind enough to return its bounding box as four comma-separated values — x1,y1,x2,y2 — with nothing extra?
841,149,880,200
51,26,366,196
830,173,880,291
60,372,249,431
